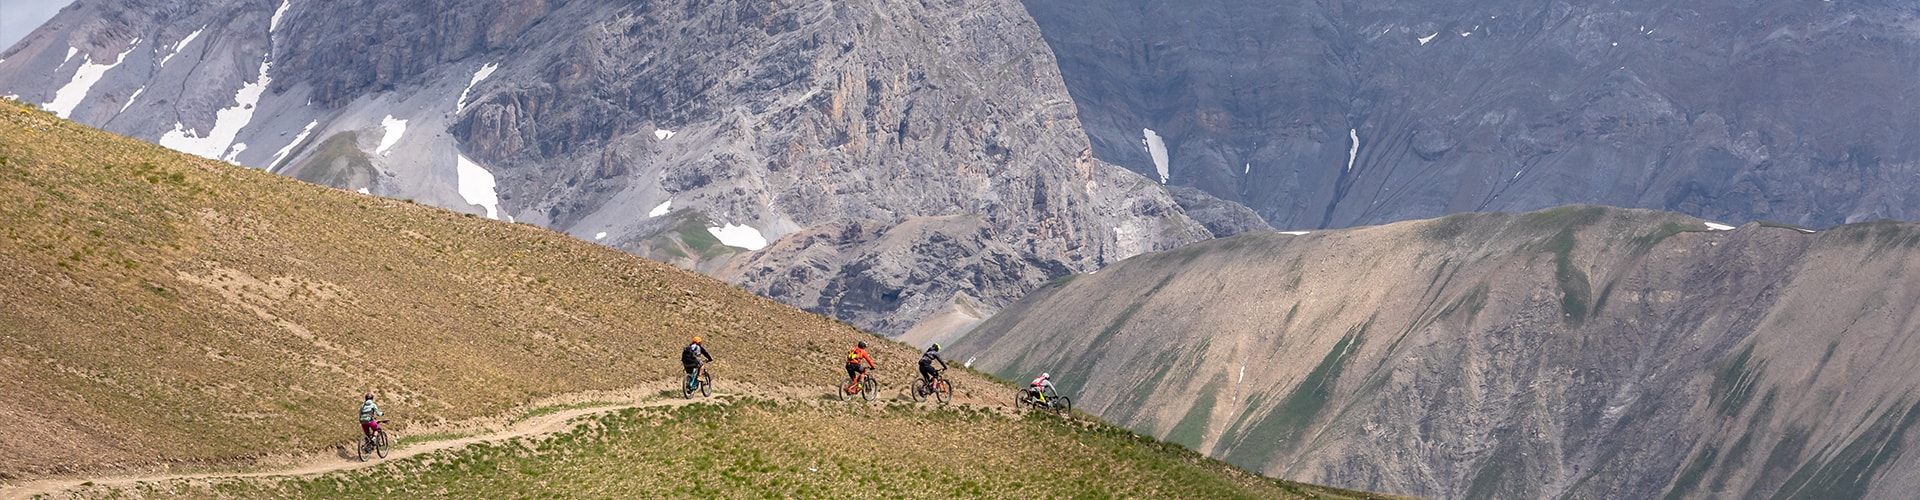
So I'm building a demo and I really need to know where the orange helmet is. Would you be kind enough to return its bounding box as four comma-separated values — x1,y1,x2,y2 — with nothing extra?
691,336,704,344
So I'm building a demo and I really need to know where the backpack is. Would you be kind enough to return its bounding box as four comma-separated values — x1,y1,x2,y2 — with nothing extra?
681,344,703,364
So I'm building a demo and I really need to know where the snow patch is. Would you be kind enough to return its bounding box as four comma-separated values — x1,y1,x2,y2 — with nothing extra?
1704,222,1735,231
455,153,502,220
160,28,204,67
356,187,370,194
649,200,672,217
457,62,499,112
270,120,318,168
1279,231,1311,235
654,129,676,141
159,55,272,160
594,232,607,240
64,47,76,62
222,143,247,163
964,356,975,369
707,224,768,250
46,42,138,119
1239,366,1245,383
1346,129,1360,172
1142,128,1170,183
376,115,406,155
1244,162,1250,174
270,0,291,33
1418,32,1438,45
120,85,146,112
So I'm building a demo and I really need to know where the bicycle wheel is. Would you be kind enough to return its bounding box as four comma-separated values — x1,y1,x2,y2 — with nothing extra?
1051,396,1072,416
840,376,858,401
860,375,879,401
933,378,952,405
698,370,713,397
357,435,371,462
906,379,926,402
683,373,696,399
375,429,392,458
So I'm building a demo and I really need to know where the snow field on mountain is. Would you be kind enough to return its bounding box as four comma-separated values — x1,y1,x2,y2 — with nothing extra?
457,63,499,112
1143,128,1169,183
159,55,273,160
707,223,767,250
455,153,501,220
377,115,406,155
46,42,138,119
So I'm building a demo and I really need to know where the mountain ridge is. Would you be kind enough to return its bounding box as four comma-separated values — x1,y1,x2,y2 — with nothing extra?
959,205,1920,499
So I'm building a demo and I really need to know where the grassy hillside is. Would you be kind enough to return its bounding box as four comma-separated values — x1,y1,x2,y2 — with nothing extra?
0,97,924,477
957,204,1920,498
59,398,1396,499
0,99,1395,498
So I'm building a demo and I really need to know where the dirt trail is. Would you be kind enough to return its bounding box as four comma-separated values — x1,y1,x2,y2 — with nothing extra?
3,378,1029,499
4,389,705,500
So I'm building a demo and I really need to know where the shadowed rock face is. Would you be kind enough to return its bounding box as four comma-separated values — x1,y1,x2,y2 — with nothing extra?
958,206,1920,499
1023,0,1920,230
0,0,1210,336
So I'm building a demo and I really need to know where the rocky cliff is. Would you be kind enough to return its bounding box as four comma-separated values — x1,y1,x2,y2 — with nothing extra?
0,0,1209,336
1024,0,1920,230
959,206,1920,499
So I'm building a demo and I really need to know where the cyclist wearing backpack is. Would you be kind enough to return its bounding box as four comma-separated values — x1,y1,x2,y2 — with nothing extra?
359,393,384,436
918,343,949,387
846,341,876,390
682,336,713,378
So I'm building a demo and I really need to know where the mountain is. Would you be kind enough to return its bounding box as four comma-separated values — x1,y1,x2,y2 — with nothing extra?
0,98,1402,500
0,0,1209,338
1024,0,1920,230
958,205,1920,499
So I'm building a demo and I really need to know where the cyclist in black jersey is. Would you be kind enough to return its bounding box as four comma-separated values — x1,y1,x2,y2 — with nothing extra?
918,343,949,387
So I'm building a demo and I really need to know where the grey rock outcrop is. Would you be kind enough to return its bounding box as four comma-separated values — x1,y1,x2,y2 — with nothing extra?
0,0,1210,336
1024,0,1920,230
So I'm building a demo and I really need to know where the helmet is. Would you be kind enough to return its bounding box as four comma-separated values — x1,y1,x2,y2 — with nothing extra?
929,343,942,352
1040,373,1049,379
692,336,703,344
365,393,374,400
857,341,868,349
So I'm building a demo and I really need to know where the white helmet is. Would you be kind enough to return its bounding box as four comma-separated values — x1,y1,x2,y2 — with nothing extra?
1041,373,1049,379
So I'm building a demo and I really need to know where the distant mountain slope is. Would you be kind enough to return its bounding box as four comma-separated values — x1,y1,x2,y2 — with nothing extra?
1025,0,1920,230
0,0,1209,337
959,205,1920,499
0,97,919,478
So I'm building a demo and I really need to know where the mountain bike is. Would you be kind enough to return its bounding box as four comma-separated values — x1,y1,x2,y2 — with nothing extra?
357,420,391,461
1017,386,1071,416
683,365,713,399
840,368,880,402
908,369,953,405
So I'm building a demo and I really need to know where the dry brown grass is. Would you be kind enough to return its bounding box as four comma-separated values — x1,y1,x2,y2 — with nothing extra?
0,98,944,479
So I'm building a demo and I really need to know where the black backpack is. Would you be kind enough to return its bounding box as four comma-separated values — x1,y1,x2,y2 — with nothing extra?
681,344,703,364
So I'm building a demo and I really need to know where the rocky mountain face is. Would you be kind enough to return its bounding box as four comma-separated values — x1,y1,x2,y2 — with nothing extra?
0,0,1209,337
958,206,1920,499
1024,0,1920,230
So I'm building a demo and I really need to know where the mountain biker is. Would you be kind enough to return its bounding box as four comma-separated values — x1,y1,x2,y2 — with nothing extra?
359,393,384,436
918,343,949,388
846,341,876,391
1027,373,1053,403
682,336,713,381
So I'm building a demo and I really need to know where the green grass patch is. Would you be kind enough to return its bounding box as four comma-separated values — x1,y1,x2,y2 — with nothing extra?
161,398,1387,499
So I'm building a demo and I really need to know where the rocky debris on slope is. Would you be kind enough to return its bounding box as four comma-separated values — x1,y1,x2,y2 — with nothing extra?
958,206,1920,499
1024,0,1920,230
0,0,1210,336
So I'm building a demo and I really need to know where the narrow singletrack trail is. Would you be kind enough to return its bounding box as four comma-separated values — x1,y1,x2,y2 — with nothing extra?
4,393,710,500
4,376,1033,499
